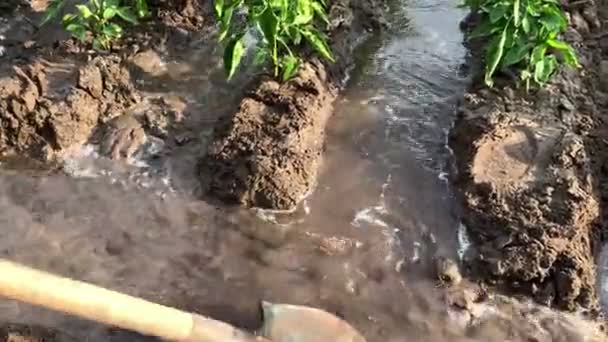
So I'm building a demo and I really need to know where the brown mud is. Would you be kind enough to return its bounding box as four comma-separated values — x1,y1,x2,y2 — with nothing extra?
198,0,387,210
449,0,608,312
0,0,215,163
0,324,76,342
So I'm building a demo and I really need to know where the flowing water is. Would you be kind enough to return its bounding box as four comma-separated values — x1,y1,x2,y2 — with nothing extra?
1,1,604,341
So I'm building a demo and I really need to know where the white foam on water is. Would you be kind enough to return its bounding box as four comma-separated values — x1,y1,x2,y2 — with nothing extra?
597,243,608,312
62,144,102,178
456,222,471,261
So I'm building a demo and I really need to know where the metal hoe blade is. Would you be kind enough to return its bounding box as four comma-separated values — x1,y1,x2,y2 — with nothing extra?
260,302,367,342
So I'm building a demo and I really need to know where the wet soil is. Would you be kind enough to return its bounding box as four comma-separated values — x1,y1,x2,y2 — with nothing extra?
449,0,608,312
198,0,387,210
0,0,218,162
4,0,608,341
0,324,76,342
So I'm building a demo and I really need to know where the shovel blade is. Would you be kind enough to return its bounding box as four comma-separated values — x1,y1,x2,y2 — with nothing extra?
260,302,366,342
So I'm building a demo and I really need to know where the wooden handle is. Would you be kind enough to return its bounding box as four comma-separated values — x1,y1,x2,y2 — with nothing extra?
0,259,267,342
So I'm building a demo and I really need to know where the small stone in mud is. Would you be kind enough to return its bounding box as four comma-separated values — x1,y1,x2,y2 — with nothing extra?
434,256,462,287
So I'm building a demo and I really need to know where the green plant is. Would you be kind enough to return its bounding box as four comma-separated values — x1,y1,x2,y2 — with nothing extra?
462,0,580,89
42,0,149,50
215,0,335,81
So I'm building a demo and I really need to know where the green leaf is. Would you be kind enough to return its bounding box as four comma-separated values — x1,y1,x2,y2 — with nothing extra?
545,38,569,50
513,0,520,26
257,7,279,44
289,27,302,45
61,13,78,25
66,23,87,41
41,0,66,26
135,0,149,17
539,5,567,32
116,7,139,25
562,45,580,67
75,4,94,19
484,24,509,87
253,47,268,66
103,23,123,38
105,0,120,7
489,3,508,23
526,3,540,16
294,0,314,25
502,39,533,67
530,43,547,65
521,14,531,33
93,37,106,50
311,1,330,25
218,6,234,42
103,7,117,20
468,19,499,40
534,55,557,84
224,36,245,80
214,0,224,18
281,54,300,81
302,28,334,62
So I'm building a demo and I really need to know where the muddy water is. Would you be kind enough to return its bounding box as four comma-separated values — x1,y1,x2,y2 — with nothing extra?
0,1,566,342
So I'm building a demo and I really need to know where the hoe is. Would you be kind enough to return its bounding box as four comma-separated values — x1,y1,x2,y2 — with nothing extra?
0,259,365,341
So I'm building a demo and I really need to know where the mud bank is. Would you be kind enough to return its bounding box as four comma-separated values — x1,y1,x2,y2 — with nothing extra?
198,0,387,210
449,0,608,311
0,54,140,160
0,0,213,163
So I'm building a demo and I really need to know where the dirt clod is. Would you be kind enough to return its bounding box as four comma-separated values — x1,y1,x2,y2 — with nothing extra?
0,54,140,160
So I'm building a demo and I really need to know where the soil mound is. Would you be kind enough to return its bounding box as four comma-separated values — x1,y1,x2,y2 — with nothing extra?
198,0,387,210
450,0,608,311
0,55,140,160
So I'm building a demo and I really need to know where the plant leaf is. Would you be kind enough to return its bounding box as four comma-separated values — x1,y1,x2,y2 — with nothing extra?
311,1,330,25
530,43,547,65
534,55,557,84
116,6,139,25
302,28,334,62
521,13,531,33
561,45,580,67
65,23,87,42
484,24,508,87
214,0,224,18
468,18,499,40
513,0,520,26
253,46,268,66
218,5,234,42
41,0,66,25
136,0,149,17
103,23,123,38
224,36,245,80
103,7,117,20
545,38,569,50
66,23,87,41
489,3,508,23
502,39,532,67
294,0,314,25
105,0,120,7
257,7,279,43
75,4,94,19
62,13,78,25
281,54,300,81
